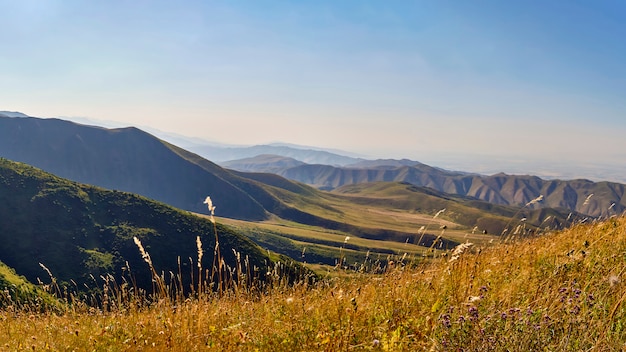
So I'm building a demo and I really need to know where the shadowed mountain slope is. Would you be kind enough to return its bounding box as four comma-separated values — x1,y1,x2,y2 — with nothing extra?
0,116,271,220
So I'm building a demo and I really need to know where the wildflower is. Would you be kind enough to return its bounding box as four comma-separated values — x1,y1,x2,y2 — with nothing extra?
468,306,479,320
440,314,452,328
587,294,595,301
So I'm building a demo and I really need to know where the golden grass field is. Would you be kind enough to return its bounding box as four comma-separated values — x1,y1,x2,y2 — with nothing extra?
2,214,626,351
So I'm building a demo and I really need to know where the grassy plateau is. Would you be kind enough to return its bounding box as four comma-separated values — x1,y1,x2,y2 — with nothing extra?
2,213,626,350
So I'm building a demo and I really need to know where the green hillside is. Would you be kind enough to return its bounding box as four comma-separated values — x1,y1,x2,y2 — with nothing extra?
0,158,276,292
0,260,57,308
213,181,575,270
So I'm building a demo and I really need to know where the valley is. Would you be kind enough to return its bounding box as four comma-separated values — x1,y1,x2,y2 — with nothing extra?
0,113,625,350
0,114,596,282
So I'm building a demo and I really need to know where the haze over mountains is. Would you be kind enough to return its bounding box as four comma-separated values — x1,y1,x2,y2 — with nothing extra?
47,114,626,184
0,114,476,245
1,113,624,220
2,111,620,284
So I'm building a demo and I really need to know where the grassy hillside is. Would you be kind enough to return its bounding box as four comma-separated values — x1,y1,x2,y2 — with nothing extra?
0,260,57,309
1,214,625,350
0,158,277,293
207,182,576,270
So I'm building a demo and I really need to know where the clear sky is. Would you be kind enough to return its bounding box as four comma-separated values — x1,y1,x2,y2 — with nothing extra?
2,1,625,179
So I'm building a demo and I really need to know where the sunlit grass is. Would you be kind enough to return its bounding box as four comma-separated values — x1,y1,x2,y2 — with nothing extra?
2,213,626,350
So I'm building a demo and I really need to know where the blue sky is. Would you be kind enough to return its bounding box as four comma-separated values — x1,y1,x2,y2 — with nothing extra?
2,1,625,179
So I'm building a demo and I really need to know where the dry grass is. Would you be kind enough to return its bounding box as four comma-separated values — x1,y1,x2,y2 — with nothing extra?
2,216,626,351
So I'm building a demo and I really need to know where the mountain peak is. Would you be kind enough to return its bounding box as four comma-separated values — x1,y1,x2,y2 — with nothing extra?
0,111,30,118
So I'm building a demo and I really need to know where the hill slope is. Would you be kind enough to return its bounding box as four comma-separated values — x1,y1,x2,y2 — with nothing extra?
0,115,275,220
0,158,273,291
2,215,625,350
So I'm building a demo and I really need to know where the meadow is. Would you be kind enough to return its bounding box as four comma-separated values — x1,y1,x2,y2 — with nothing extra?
1,211,625,350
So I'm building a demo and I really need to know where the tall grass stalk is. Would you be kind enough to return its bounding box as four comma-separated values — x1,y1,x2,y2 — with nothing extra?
204,196,224,294
415,208,446,248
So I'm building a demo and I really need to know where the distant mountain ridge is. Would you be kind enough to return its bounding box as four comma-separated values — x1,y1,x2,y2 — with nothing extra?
0,111,30,118
189,144,362,166
223,155,625,217
221,154,306,173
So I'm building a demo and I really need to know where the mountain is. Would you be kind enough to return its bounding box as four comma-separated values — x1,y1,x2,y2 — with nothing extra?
0,115,456,247
345,158,426,169
0,158,276,292
221,154,306,173
330,182,574,234
189,144,362,165
0,111,30,118
0,115,277,220
219,155,625,217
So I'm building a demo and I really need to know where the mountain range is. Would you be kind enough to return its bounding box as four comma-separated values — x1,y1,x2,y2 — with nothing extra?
223,155,625,218
0,115,473,246
2,113,621,221
3,112,622,220
0,112,601,289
